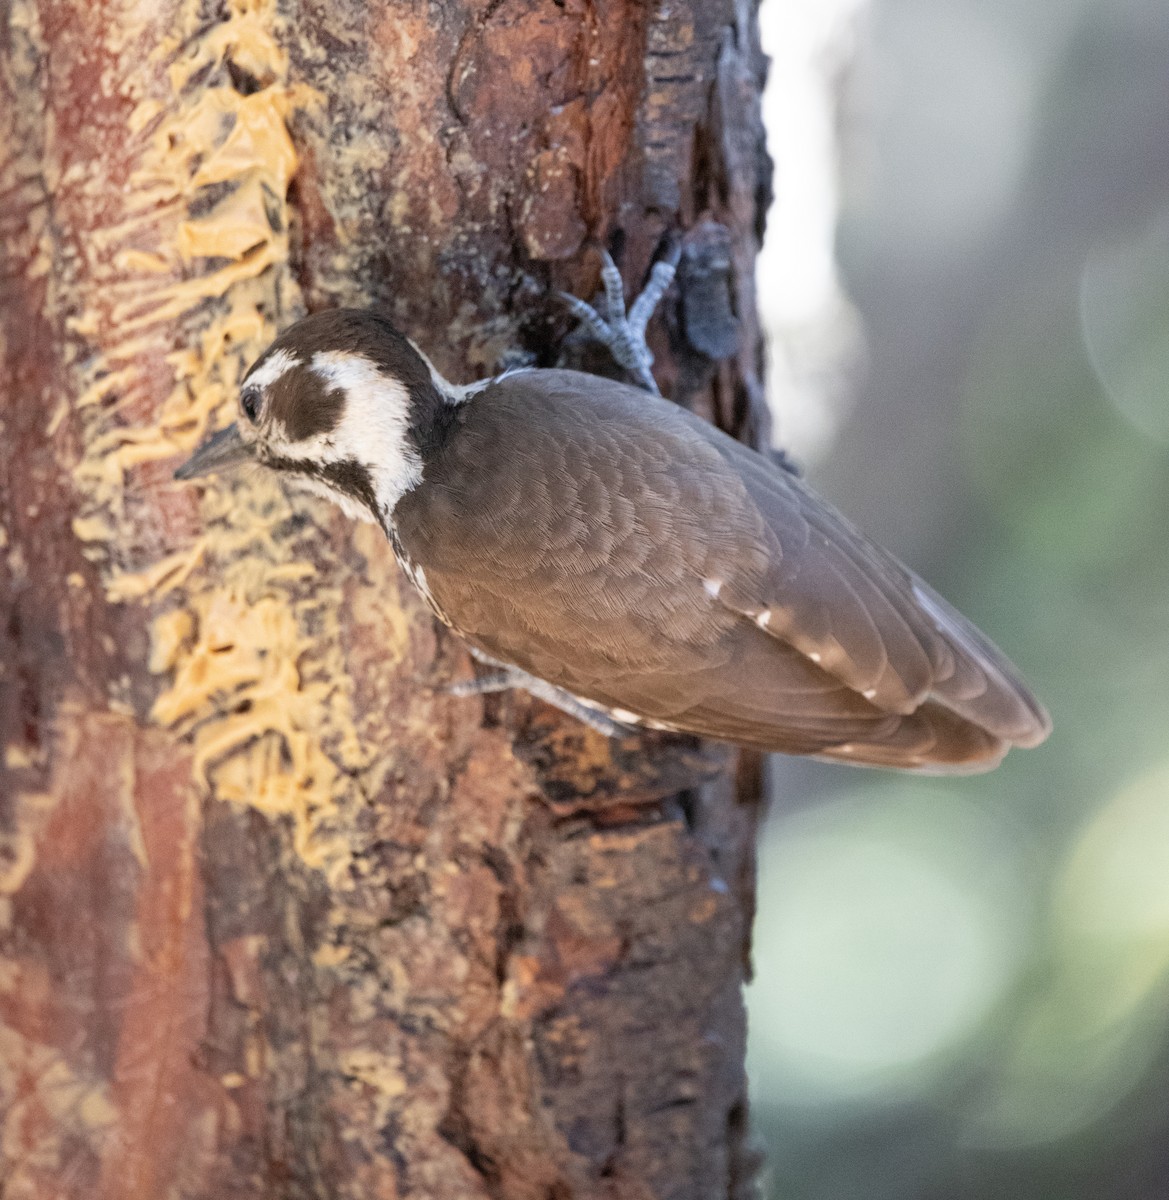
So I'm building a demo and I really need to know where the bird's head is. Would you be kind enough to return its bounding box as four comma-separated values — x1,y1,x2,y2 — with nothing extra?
176,310,456,527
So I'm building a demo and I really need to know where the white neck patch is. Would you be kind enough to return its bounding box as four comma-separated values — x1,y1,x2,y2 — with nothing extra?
263,350,424,522
314,350,424,517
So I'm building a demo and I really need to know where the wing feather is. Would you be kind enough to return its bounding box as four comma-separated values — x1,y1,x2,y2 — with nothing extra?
690,419,1050,748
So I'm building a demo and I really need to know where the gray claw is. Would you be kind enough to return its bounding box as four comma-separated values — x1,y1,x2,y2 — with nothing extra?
628,250,679,338
557,292,613,344
448,659,635,739
598,249,629,326
444,671,514,697
560,247,677,395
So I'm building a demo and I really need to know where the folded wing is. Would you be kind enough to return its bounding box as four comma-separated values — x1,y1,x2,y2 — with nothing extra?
397,371,1050,771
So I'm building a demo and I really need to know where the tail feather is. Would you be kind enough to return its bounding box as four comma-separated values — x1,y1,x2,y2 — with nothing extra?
910,580,1051,748
814,699,1011,774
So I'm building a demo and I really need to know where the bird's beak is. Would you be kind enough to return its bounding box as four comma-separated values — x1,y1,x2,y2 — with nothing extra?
174,423,253,480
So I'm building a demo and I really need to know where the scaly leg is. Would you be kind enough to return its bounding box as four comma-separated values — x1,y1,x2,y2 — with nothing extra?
447,651,636,739
559,246,680,395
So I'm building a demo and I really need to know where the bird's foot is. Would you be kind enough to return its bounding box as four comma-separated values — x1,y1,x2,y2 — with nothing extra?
447,659,635,739
444,670,515,698
559,246,680,395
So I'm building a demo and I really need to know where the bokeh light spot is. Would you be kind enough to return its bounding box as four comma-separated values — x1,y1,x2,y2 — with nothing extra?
1080,208,1169,446
748,789,1026,1106
969,758,1169,1146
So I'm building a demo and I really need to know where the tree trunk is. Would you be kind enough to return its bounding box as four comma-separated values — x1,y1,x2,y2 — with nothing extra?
0,1,770,1196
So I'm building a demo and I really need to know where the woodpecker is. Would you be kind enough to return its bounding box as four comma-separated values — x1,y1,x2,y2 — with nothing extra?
176,262,1050,772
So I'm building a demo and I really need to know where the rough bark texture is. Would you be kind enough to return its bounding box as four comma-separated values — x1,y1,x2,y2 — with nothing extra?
0,1,770,1197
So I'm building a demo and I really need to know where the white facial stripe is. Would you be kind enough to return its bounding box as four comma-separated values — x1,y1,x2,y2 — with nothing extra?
247,348,298,391
301,350,423,516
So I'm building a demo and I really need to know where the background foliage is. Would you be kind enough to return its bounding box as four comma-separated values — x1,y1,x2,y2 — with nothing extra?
749,0,1169,1195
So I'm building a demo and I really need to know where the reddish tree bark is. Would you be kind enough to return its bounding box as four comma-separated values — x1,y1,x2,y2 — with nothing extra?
0,0,770,1196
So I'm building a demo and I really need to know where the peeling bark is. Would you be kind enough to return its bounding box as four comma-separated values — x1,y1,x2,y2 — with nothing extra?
0,1,771,1196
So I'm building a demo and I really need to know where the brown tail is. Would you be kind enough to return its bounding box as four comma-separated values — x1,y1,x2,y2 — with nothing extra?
812,698,1014,773
813,581,1051,772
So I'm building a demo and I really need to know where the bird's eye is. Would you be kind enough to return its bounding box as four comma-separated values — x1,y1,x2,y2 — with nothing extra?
240,385,262,423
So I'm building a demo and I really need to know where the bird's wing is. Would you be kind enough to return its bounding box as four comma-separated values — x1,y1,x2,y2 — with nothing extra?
394,370,1049,768
394,370,765,676
690,425,1050,747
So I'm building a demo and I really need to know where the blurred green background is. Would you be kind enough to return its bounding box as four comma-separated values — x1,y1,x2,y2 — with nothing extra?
748,0,1169,1196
